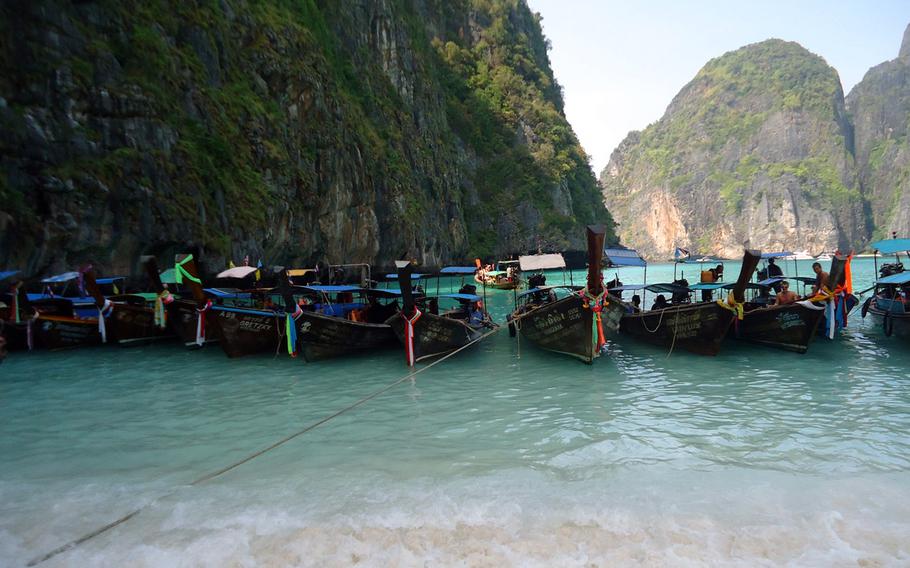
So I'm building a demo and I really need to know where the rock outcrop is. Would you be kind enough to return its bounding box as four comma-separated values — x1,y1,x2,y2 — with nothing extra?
600,39,866,259
0,0,613,276
847,23,910,240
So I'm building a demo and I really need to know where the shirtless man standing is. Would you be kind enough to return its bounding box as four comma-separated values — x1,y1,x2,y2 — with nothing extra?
810,262,829,296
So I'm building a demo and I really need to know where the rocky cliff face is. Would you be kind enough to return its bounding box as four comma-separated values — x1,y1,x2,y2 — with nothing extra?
600,40,866,259
847,23,910,240
0,0,612,276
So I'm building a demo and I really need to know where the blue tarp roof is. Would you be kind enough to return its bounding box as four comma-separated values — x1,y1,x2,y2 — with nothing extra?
96,277,126,285
872,238,910,255
204,288,252,299
757,277,785,286
437,293,481,302
877,272,910,285
761,252,793,259
439,266,477,274
607,284,647,292
603,248,647,267
0,270,21,281
385,273,426,280
304,285,361,293
517,285,582,298
211,306,277,317
688,282,728,291
42,271,80,283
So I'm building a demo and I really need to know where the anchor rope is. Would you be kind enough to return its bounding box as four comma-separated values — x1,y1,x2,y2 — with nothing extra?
28,324,503,567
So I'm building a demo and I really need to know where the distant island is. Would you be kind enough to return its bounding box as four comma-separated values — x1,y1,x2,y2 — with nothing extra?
601,26,910,259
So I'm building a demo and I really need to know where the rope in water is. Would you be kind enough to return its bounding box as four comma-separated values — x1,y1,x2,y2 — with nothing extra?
28,325,502,567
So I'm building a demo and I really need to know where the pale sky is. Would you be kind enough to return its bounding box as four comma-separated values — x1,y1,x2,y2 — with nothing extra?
527,0,910,174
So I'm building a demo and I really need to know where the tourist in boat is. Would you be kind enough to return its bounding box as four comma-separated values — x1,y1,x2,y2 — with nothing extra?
651,294,669,310
773,281,799,305
767,258,784,293
629,294,641,313
809,262,829,296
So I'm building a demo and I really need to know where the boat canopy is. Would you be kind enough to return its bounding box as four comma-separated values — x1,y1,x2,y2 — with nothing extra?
287,268,316,277
439,266,477,274
607,283,690,294
96,277,125,285
761,251,793,259
877,272,910,285
41,271,80,283
791,276,818,284
303,285,361,293
687,282,727,291
757,277,785,286
0,270,21,282
384,273,426,280
216,266,258,279
603,247,647,267
517,285,583,299
204,288,252,299
871,238,910,255
437,293,481,302
518,253,566,271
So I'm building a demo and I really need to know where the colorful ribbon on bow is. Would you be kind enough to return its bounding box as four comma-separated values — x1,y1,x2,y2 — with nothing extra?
286,304,303,356
580,287,610,353
175,255,203,284
154,289,173,329
195,299,212,346
401,308,423,366
98,299,114,343
716,292,744,320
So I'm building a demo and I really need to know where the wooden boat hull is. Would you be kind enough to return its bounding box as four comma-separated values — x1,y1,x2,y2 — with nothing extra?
475,275,520,290
212,307,282,358
167,300,222,347
619,303,734,356
30,315,103,350
732,302,825,353
297,311,397,361
866,299,910,340
109,303,174,345
0,320,30,351
386,312,486,362
512,294,595,362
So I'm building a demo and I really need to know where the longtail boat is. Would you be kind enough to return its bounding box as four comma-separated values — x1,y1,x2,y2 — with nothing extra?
166,254,224,348
507,225,625,363
0,270,30,352
618,249,762,356
81,260,174,346
206,265,287,358
282,284,400,362
862,238,910,339
474,259,521,290
23,267,111,350
386,262,497,365
727,254,851,352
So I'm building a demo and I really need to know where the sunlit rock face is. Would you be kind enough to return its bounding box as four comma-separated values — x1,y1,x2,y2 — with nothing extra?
601,39,868,259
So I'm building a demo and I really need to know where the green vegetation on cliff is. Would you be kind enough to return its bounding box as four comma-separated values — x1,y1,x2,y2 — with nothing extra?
601,39,865,258
0,0,611,274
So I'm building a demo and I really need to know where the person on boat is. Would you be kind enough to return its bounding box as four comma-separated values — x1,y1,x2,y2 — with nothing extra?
773,281,799,306
767,258,784,293
651,294,670,311
629,294,641,313
810,262,829,296
468,303,485,326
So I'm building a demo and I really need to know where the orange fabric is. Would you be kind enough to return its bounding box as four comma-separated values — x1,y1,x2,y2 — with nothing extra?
844,254,853,294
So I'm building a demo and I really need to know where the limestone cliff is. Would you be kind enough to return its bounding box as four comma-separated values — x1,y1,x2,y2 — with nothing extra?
600,40,866,259
0,0,613,275
847,23,910,239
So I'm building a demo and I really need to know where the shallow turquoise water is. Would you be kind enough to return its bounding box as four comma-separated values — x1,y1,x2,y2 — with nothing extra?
2,259,909,566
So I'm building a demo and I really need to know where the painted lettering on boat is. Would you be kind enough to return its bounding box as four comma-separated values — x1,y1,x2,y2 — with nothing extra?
664,310,716,339
776,312,805,330
530,306,582,338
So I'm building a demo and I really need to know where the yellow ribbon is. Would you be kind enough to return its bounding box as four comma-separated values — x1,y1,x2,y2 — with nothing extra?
717,292,744,320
